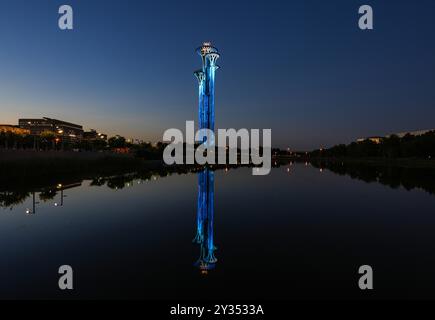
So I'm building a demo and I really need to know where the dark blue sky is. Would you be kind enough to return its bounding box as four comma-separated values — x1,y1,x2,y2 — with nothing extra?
0,0,434,149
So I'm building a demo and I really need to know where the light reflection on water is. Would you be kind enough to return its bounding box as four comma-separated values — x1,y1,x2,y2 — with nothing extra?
194,169,217,274
0,163,435,299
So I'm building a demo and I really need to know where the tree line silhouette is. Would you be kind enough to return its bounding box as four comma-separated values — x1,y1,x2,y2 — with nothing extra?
311,131,435,159
310,159,435,196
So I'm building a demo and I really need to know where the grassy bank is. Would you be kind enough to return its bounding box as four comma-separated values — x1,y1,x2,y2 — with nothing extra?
0,150,157,173
0,150,165,186
0,150,241,190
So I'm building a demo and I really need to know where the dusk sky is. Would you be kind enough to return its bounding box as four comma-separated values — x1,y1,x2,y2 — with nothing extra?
0,0,434,150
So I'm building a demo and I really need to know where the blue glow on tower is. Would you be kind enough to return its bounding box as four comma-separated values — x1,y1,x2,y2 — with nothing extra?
194,169,216,273
194,42,220,143
193,42,220,273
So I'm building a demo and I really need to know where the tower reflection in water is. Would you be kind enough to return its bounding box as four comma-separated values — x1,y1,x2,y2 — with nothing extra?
193,168,217,274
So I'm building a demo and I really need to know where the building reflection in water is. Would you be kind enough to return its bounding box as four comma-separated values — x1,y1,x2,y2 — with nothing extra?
193,168,217,274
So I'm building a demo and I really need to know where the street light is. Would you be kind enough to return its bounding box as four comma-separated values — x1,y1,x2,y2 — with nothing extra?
54,190,67,207
54,184,67,207
26,192,40,215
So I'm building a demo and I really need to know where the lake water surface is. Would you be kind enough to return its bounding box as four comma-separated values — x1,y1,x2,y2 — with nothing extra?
1,163,435,299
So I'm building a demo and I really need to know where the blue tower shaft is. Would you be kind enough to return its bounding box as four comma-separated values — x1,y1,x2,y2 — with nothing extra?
195,169,216,264
202,59,217,131
194,43,220,270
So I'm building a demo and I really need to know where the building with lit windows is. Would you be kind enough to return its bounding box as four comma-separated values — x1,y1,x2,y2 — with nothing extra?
18,117,83,142
357,136,383,144
357,129,435,144
83,129,107,142
387,129,435,138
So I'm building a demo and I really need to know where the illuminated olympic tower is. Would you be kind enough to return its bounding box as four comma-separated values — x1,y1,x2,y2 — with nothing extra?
194,42,220,135
193,42,220,273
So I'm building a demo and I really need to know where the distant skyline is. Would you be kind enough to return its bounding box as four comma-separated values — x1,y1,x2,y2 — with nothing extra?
1,0,434,150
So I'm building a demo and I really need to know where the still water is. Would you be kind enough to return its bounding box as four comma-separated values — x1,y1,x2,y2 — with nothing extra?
1,163,435,299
